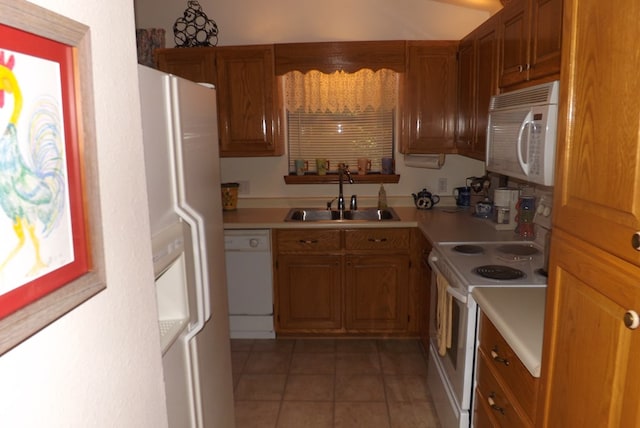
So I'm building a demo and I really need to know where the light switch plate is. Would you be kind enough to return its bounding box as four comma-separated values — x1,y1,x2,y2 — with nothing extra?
237,181,250,195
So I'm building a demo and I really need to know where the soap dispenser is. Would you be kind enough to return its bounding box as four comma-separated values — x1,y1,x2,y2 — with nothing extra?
378,184,388,209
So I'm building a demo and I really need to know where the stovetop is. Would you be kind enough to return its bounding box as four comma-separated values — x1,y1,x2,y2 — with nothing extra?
432,241,548,289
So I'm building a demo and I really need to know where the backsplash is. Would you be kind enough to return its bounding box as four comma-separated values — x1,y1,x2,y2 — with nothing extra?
220,154,486,204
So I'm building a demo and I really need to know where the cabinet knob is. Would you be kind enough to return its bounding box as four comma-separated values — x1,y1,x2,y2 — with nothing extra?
491,347,510,366
632,232,640,250
488,393,505,415
624,310,640,329
298,239,319,244
517,64,524,72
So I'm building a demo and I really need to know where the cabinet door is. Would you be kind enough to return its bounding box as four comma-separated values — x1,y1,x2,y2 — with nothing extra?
473,17,499,159
401,41,458,154
154,47,217,85
540,231,640,426
345,254,410,332
499,0,530,88
215,45,283,157
457,16,499,161
528,0,563,81
276,254,342,332
553,0,640,266
456,36,475,154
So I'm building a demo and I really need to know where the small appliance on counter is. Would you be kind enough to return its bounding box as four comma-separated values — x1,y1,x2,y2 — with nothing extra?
492,187,520,230
467,176,492,218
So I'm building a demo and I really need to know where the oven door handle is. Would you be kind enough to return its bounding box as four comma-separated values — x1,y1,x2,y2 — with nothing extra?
446,286,468,304
429,253,469,305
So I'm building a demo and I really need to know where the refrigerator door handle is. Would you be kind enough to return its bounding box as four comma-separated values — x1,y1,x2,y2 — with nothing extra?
179,213,211,330
169,79,211,333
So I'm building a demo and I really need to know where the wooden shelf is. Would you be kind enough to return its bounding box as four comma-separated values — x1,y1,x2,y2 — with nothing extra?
284,173,400,184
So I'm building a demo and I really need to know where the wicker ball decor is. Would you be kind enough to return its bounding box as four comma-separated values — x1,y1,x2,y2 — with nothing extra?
173,0,218,47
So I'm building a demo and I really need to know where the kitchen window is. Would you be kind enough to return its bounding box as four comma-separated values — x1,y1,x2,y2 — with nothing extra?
283,68,398,180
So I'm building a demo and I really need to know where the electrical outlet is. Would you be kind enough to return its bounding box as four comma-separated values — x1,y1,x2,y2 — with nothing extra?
237,180,250,195
438,177,447,193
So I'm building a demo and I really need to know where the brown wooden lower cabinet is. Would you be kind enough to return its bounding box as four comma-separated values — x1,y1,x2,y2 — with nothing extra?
474,313,537,427
345,254,410,332
473,390,500,428
276,254,342,331
274,228,422,336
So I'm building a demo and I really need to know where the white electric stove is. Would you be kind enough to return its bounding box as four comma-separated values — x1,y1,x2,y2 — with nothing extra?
435,241,548,289
427,240,548,428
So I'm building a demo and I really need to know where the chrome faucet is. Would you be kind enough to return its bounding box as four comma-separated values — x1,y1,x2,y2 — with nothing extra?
337,165,354,216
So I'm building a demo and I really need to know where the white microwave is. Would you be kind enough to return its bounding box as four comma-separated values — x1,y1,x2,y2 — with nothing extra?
486,80,560,186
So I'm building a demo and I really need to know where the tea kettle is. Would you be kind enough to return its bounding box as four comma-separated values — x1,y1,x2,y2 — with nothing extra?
412,188,440,210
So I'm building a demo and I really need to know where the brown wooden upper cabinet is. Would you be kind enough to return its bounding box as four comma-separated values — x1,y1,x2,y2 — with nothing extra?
155,45,283,157
499,0,563,88
456,17,499,160
155,47,217,85
401,41,459,154
215,45,283,157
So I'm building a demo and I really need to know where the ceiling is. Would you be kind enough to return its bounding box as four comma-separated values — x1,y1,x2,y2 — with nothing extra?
431,0,503,13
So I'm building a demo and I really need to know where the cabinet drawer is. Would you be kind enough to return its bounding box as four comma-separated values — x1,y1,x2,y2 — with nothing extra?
276,229,341,252
473,389,500,428
478,314,538,420
344,228,410,250
476,350,532,428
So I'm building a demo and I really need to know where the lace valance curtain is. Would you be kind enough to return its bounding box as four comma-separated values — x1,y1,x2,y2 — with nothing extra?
284,68,398,113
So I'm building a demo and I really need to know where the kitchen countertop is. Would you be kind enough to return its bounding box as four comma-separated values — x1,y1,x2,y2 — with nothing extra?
472,287,546,378
223,205,522,243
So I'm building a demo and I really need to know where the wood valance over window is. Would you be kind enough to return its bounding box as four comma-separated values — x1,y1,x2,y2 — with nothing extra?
274,40,406,75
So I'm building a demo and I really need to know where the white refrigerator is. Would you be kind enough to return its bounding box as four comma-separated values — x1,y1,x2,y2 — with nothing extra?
137,65,235,428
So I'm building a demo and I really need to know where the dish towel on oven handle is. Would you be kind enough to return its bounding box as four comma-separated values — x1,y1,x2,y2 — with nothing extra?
436,272,453,357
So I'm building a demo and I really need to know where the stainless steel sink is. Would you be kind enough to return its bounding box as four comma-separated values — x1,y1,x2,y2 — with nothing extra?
284,207,400,222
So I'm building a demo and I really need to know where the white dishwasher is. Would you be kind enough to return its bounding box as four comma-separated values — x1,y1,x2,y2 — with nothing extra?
224,229,275,339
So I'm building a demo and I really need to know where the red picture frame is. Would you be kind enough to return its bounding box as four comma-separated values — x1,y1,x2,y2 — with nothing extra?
0,0,105,355
0,24,89,319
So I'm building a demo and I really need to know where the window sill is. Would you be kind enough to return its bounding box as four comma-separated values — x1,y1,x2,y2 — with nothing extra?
283,173,400,184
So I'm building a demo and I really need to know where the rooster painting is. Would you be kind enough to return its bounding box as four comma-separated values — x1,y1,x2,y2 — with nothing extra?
0,50,66,279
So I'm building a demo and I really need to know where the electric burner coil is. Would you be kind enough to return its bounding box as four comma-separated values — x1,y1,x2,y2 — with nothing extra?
474,265,525,280
453,244,484,254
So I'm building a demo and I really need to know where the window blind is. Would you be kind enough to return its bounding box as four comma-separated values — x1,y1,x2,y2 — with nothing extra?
284,69,397,175
287,108,394,174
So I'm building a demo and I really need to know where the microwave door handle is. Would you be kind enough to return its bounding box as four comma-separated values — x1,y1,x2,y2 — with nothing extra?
517,111,534,175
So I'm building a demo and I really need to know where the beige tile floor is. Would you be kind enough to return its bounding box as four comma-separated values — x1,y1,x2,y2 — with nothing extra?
231,338,441,428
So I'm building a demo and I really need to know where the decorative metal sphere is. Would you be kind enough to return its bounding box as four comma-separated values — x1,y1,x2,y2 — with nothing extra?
173,0,218,47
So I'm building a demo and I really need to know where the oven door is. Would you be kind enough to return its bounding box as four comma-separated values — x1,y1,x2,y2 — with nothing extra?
428,257,478,412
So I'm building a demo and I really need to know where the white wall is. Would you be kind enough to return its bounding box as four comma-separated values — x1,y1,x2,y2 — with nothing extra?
135,0,490,45
134,0,489,205
0,1,167,427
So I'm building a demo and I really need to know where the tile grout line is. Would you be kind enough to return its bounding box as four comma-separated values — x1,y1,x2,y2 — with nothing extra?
377,341,394,428
272,341,295,428
332,345,337,428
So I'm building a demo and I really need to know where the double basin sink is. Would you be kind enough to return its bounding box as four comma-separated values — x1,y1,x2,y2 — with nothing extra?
285,207,400,222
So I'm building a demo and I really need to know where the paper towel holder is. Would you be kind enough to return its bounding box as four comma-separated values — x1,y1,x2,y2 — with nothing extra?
403,153,445,169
